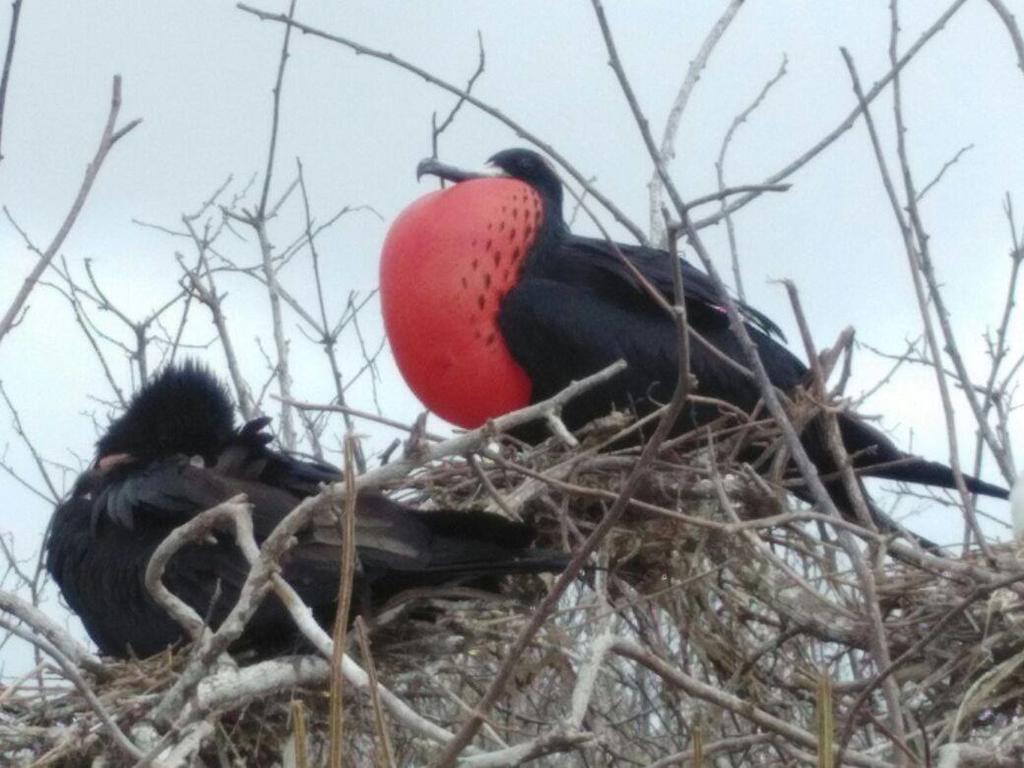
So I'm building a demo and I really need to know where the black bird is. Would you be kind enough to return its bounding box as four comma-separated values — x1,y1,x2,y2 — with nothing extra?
46,362,567,659
380,147,1009,528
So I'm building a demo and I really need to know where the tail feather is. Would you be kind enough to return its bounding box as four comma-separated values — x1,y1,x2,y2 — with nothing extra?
420,548,570,580
421,510,568,577
359,503,568,604
834,414,1009,499
791,413,1007,551
858,459,1009,500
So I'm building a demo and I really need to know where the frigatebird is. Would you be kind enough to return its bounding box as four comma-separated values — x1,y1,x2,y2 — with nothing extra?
46,361,567,659
380,148,1008,526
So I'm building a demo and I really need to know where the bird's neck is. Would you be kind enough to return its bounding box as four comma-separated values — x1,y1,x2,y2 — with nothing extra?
522,189,568,272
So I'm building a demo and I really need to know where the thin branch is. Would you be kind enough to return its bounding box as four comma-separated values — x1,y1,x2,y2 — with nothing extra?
0,76,141,346
257,0,297,218
177,245,257,420
593,0,856,539
648,0,746,244
716,54,789,301
354,616,397,768
886,19,1013,483
235,1,648,243
693,0,971,229
839,47,994,561
0,615,144,762
295,157,366,471
430,30,485,163
280,396,446,442
328,437,358,768
0,0,23,162
0,380,61,503
610,639,892,768
0,588,103,674
915,143,973,202
985,0,1024,78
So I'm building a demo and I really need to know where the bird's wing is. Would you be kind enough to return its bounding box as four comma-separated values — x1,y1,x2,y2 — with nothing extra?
51,485,269,657
307,492,561,576
566,236,786,340
305,492,431,574
500,262,808,432
95,459,232,531
216,417,341,497
87,456,343,645
305,492,566,607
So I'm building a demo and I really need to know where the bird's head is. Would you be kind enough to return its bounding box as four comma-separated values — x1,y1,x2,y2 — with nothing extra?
95,361,237,468
416,148,565,223
487,148,562,211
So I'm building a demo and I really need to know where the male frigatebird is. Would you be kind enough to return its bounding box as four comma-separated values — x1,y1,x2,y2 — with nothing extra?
380,148,1008,526
46,361,567,658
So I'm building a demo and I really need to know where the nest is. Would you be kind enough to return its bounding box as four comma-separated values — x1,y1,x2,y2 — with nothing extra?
3,408,1024,767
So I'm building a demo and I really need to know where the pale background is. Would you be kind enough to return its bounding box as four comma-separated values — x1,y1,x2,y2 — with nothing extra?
1,1,1021,673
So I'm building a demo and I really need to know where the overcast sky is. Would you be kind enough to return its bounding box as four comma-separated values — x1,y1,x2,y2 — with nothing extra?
1,1,1022,674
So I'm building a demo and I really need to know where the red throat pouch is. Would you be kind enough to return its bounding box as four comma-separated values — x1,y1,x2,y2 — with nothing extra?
380,178,542,428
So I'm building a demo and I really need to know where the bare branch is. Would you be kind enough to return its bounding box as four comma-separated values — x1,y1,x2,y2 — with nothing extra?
257,0,296,218
430,30,485,163
0,75,141,347
0,588,102,674
716,54,789,301
985,0,1024,79
693,0,971,229
0,615,144,762
648,0,746,244
611,639,892,768
236,1,649,243
839,46,995,560
0,0,23,162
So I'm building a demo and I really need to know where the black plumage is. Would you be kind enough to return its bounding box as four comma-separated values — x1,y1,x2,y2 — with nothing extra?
46,362,567,658
418,148,1009,523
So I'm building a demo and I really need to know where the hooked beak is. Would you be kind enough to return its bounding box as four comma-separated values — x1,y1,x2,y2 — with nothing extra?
416,157,490,184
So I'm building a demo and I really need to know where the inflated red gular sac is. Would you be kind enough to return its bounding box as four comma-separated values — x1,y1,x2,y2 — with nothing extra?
380,175,541,428
380,148,1010,542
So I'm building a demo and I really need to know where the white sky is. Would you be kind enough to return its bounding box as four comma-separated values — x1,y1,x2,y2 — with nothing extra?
1,1,1022,674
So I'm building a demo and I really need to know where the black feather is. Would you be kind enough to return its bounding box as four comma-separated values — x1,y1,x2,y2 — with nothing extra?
48,361,567,658
475,148,1010,524
97,360,235,463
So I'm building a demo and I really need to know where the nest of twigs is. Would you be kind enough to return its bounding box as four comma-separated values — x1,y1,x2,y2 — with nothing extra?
4,406,1024,767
